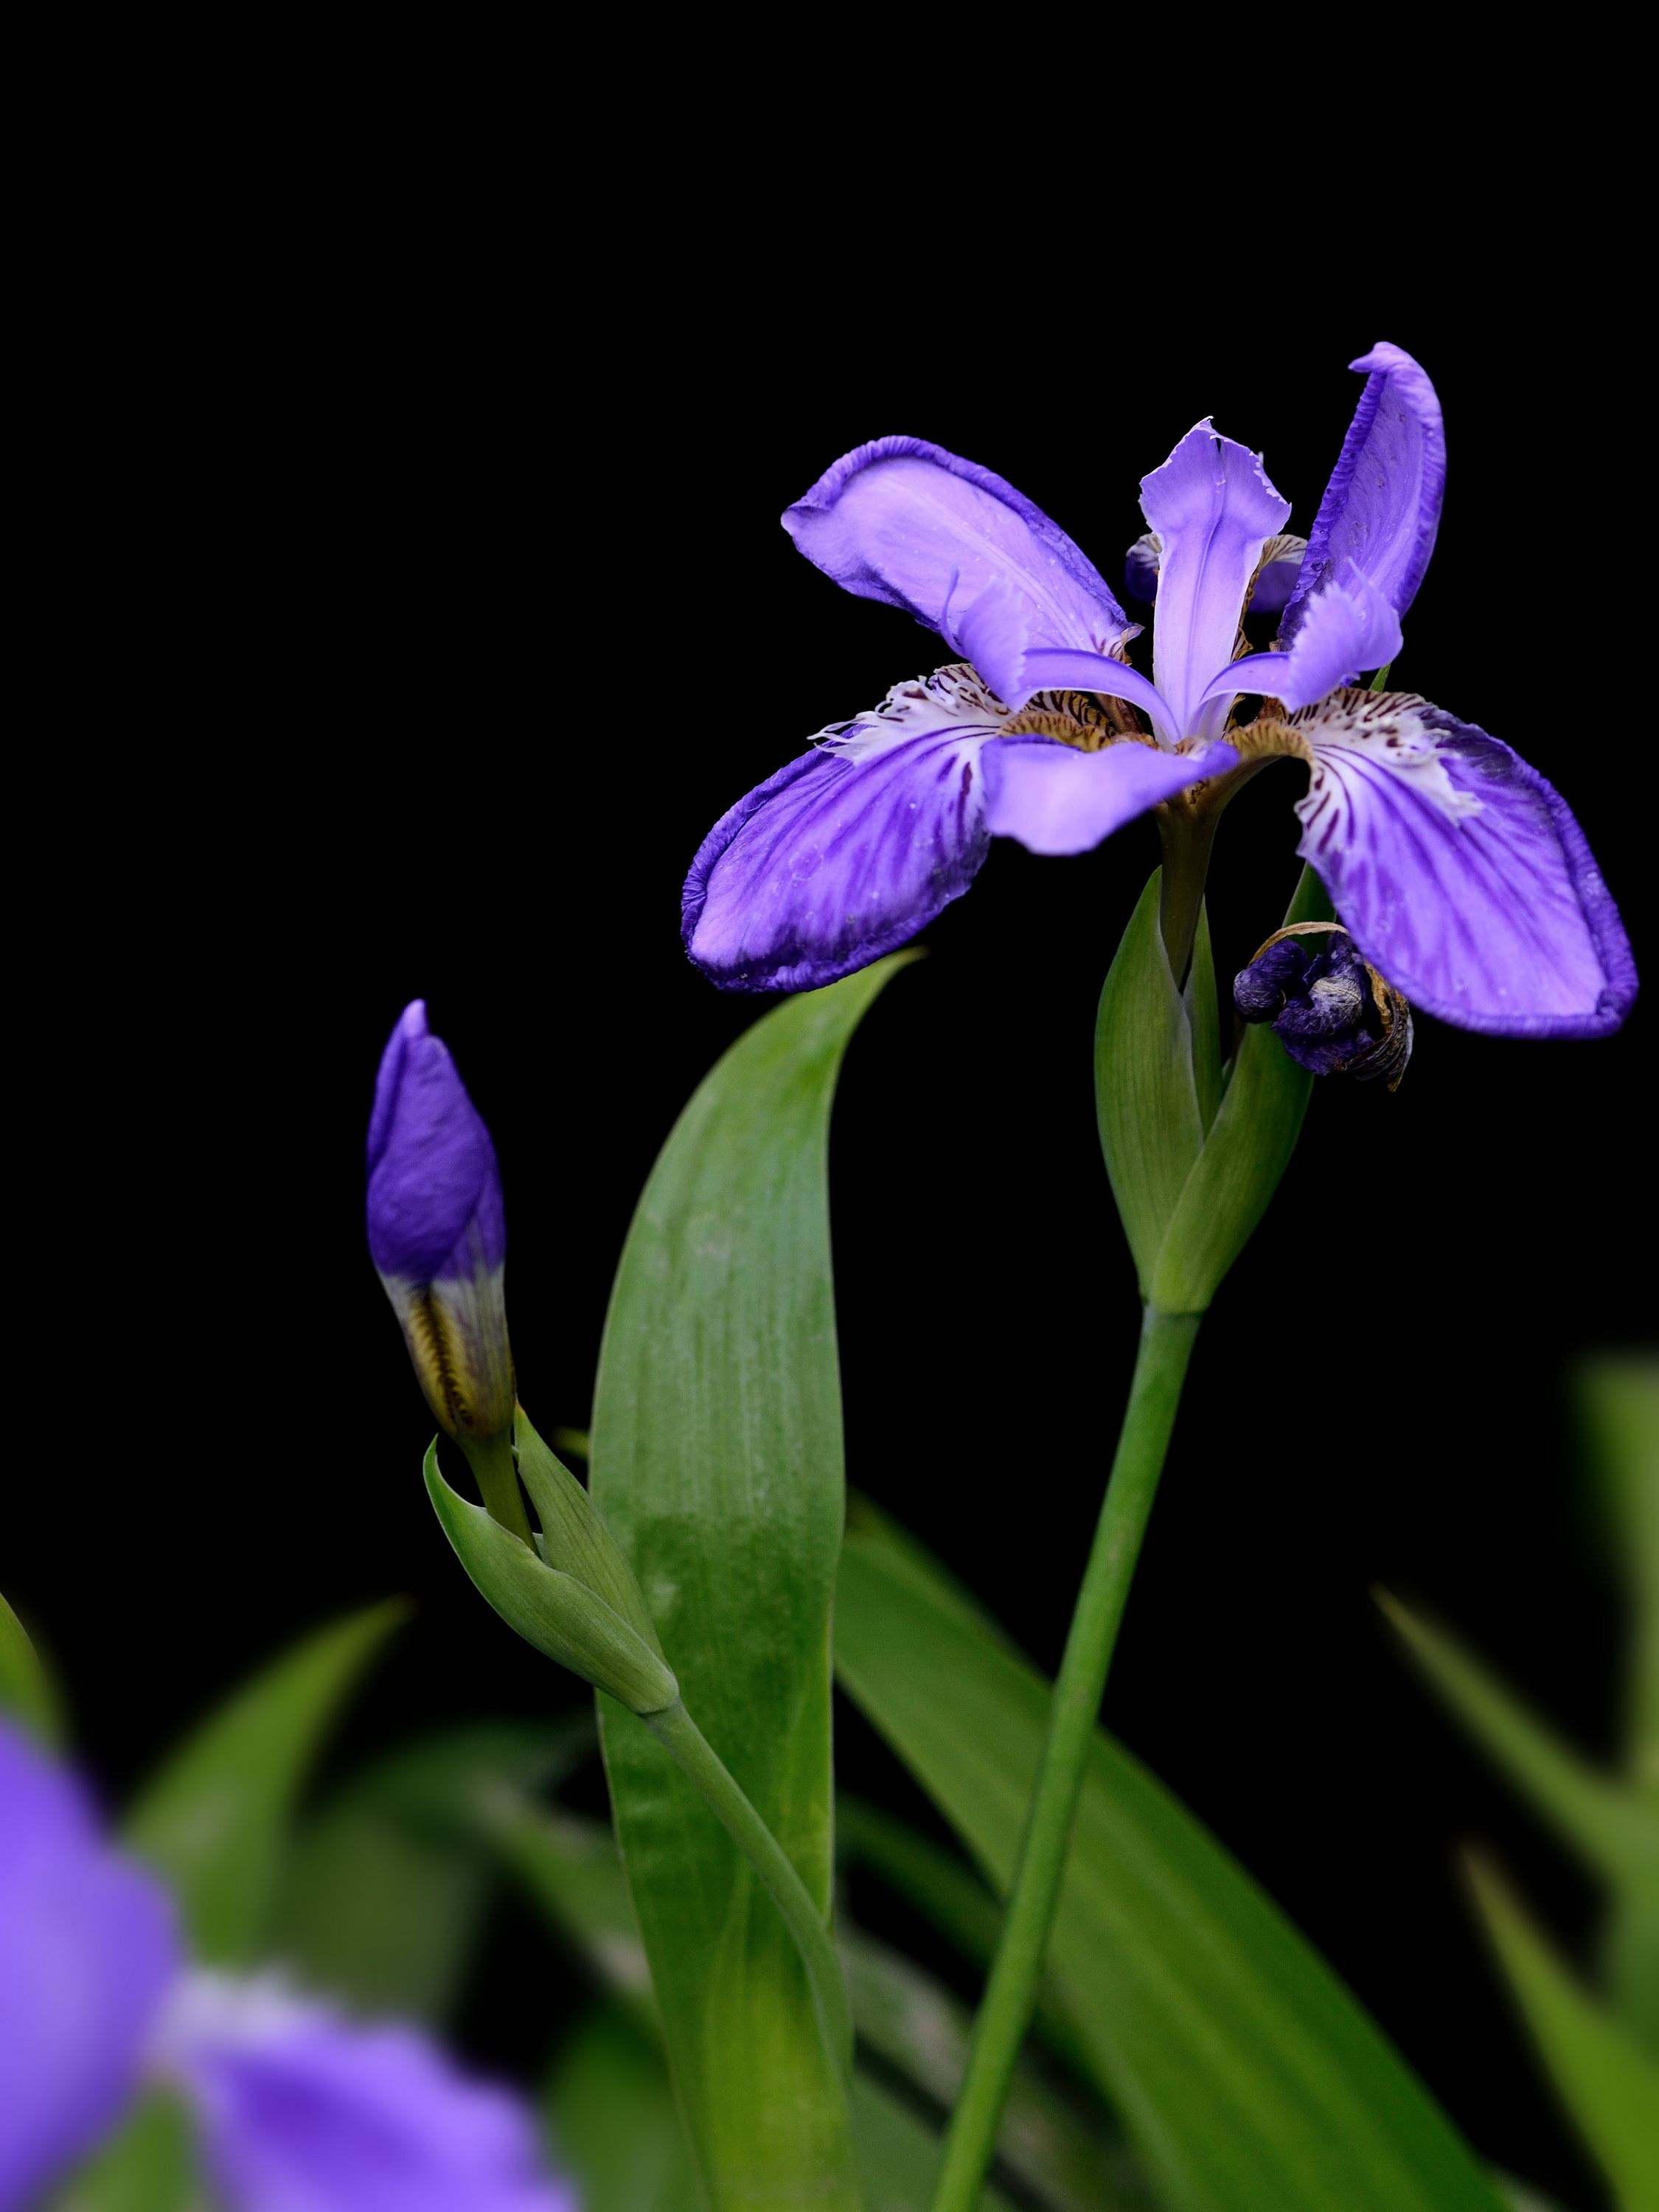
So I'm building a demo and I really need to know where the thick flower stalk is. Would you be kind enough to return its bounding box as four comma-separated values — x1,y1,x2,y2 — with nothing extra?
684,344,1635,1041
0,1717,575,2212
368,1001,527,1538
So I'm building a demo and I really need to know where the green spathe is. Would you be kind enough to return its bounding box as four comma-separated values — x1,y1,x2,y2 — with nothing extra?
425,1441,679,1716
1096,867,1329,1313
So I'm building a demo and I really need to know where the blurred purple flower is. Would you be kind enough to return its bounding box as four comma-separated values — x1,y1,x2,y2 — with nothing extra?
0,1722,175,2212
0,1718,575,2212
684,347,1635,1040
367,1000,515,1441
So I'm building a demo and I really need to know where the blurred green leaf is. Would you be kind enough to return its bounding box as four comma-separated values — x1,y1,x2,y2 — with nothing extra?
1468,1860,1659,2212
1377,1590,1659,1899
836,1795,1094,2090
544,2001,700,2212
272,1717,588,2020
56,2093,206,2212
0,1587,62,1744
1094,870,1206,1297
1148,868,1326,1316
842,1927,1147,2211
851,2076,1017,2212
1579,1357,1659,1788
589,961,911,2205
123,1600,405,1966
498,1802,658,2036
836,1528,1506,2212
1579,1357,1659,2046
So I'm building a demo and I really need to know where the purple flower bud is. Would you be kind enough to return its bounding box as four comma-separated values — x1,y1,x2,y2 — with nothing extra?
367,1003,515,1441
1234,926,1413,1090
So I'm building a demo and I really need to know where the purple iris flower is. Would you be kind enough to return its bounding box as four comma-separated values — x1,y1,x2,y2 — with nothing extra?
0,1717,575,2212
368,1000,515,1443
684,345,1635,1039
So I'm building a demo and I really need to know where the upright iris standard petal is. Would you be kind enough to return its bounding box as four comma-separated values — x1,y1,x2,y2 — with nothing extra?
1203,565,1405,714
782,436,1135,708
156,1976,575,2212
1281,342,1446,643
0,1719,180,2212
1138,422,1291,738
367,1004,514,1440
683,667,1002,992
983,736,1237,857
1292,690,1638,1034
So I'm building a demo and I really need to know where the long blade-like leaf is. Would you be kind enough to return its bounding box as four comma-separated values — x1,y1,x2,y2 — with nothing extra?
835,1531,1506,2212
123,1600,405,1964
1377,1590,1659,1894
1467,1860,1659,2211
273,1717,587,2020
590,960,911,2207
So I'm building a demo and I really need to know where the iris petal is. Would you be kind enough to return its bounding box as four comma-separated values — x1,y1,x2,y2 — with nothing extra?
159,1975,574,2212
982,737,1238,857
683,680,998,992
1138,422,1291,737
0,1721,180,2211
1294,691,1637,1035
1281,343,1446,644
782,437,1134,708
1203,566,1404,714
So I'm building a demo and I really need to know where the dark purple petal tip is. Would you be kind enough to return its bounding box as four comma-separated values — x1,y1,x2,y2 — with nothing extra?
366,1003,506,1281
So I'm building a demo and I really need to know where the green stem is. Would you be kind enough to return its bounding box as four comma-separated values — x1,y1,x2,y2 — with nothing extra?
1156,810,1219,984
458,1430,535,1546
931,1305,1200,2212
644,1697,855,2096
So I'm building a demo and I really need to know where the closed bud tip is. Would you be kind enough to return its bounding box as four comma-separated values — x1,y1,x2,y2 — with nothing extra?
367,1002,515,1439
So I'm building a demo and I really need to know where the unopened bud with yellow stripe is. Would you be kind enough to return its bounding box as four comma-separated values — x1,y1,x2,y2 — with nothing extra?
366,1001,515,1444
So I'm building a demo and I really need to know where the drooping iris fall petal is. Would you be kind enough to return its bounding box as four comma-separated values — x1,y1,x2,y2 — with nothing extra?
1290,692,1636,1035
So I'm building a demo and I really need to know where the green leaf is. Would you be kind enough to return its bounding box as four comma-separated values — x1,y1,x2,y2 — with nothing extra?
123,1600,405,1966
1377,1590,1659,1896
1579,1356,1659,1788
543,2001,702,2212
1467,1860,1659,2212
835,1528,1506,2212
842,1927,1147,2211
0,1587,62,1745
1148,867,1328,1315
272,1717,588,2021
55,2093,208,2212
851,2076,1018,2212
498,1801,659,2037
1578,1356,1659,2045
1094,871,1206,1297
590,962,910,2207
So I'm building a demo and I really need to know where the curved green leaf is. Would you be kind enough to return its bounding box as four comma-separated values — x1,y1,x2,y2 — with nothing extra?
590,962,912,2208
835,1531,1505,2212
0,1587,62,1744
1468,1861,1659,2212
123,1600,405,1964
274,1717,588,2020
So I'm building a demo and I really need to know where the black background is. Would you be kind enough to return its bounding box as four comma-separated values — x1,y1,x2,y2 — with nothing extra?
15,143,1651,2210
